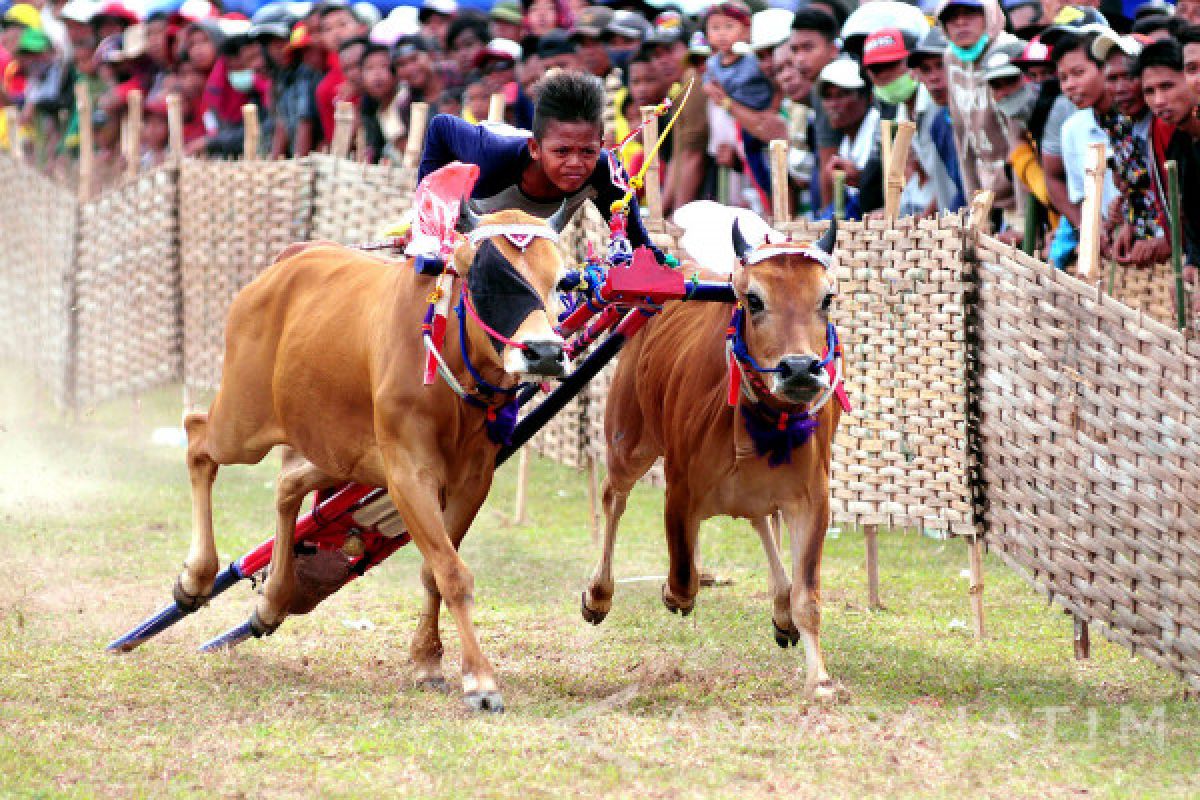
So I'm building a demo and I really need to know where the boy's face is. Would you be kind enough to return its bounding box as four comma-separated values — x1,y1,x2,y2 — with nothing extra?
464,84,490,119
705,12,748,56
788,29,837,94
394,49,432,90
1104,52,1145,118
362,50,395,100
528,119,602,194
339,42,366,92
1141,65,1196,126
821,84,869,131
941,5,987,50
321,9,362,52
913,54,948,106
1057,47,1106,110
1183,42,1200,98
628,59,664,109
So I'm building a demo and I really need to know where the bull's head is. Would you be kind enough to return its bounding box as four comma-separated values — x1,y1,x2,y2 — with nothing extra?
731,217,838,405
454,203,570,378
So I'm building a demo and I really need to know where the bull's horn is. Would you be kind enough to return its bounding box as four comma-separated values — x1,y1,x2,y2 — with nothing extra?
546,199,571,233
457,198,482,233
731,217,753,263
816,216,837,256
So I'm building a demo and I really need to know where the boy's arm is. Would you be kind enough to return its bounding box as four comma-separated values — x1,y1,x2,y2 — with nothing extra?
703,81,787,143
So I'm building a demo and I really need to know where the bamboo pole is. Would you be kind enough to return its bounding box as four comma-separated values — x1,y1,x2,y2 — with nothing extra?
769,139,790,227
513,448,529,525
1075,142,1106,278
241,104,259,160
864,523,882,610
487,92,506,123
1167,161,1191,331
968,190,994,233
332,101,355,159
603,71,622,148
880,120,894,200
124,89,142,180
4,106,20,157
1074,612,1091,659
1022,188,1040,256
884,120,915,222
968,534,986,639
74,82,94,201
833,169,846,220
166,92,184,164
402,101,430,170
640,104,663,230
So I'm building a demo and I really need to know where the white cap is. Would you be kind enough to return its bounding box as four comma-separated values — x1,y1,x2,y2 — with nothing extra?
817,57,866,91
352,1,381,26
1091,31,1149,62
983,50,1021,82
422,0,456,16
751,8,793,51
61,0,100,24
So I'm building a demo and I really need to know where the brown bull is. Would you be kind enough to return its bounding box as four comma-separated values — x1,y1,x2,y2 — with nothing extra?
582,219,844,698
176,208,569,712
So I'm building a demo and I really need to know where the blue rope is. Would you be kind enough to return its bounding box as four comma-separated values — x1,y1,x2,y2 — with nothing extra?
729,307,838,375
454,293,523,397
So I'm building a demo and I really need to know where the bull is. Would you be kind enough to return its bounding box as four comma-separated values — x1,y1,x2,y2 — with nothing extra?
175,206,570,712
581,219,845,699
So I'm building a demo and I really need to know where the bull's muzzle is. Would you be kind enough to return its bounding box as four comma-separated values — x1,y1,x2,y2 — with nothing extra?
517,339,566,378
774,354,829,403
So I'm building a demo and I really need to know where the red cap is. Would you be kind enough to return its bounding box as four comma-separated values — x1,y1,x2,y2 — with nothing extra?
704,0,751,27
862,28,910,67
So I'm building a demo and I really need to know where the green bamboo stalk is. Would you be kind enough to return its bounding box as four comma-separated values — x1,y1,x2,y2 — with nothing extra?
833,169,846,221
1167,161,1190,331
1022,189,1038,256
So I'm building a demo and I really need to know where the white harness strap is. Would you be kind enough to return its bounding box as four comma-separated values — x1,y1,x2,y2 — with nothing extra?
468,224,560,249
743,245,832,269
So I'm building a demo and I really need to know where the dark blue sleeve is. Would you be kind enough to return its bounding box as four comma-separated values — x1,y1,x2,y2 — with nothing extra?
590,151,665,262
417,114,526,193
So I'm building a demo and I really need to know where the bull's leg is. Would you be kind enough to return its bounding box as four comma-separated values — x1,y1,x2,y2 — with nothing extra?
387,468,502,713
661,485,700,616
581,479,629,625
750,516,798,648
252,456,341,634
178,412,220,608
785,501,837,699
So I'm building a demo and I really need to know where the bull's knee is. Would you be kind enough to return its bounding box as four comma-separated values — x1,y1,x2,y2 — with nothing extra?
792,600,820,634
433,563,475,609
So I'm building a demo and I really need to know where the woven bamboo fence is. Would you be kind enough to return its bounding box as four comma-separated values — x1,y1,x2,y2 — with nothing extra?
179,158,314,392
308,155,417,244
73,166,182,407
0,154,78,407
969,235,1200,690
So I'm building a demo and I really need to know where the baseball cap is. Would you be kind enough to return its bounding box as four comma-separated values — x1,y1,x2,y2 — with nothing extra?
983,50,1022,81
751,8,793,51
94,0,140,24
1012,38,1051,65
687,30,711,57
393,33,434,57
572,5,613,39
909,27,948,64
705,0,752,27
1133,0,1173,21
649,10,685,45
817,57,866,91
2,2,41,29
284,21,315,50
536,29,577,58
862,27,911,66
16,25,50,52
605,9,651,41
490,1,522,26
419,0,456,20
1040,5,1109,46
474,36,522,67
1091,30,1152,61
60,0,99,25
935,0,986,22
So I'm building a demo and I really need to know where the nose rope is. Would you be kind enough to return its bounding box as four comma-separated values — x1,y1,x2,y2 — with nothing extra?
454,287,527,397
459,282,532,352
725,305,843,415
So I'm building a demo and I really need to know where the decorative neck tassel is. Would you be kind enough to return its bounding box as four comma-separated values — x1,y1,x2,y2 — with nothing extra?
740,406,819,467
483,399,520,446
727,356,742,406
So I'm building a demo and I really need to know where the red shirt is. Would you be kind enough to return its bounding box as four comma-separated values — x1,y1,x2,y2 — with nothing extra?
315,58,344,148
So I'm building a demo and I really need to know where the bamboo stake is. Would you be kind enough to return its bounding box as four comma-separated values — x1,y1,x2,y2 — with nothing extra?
1167,161,1191,331
884,120,915,222
487,92,505,123
880,120,894,199
124,89,142,180
74,82,94,201
833,169,846,220
640,104,663,230
769,139,790,227
603,71,622,148
332,101,355,159
513,448,529,525
1075,142,1106,278
1074,612,1091,659
402,101,430,170
864,523,882,610
1022,187,1039,256
4,106,20,157
968,190,994,232
241,104,259,160
968,534,986,639
166,92,184,163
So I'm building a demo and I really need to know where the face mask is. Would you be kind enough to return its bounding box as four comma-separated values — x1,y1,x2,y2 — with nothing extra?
949,34,990,64
228,68,256,92
994,83,1036,124
873,72,918,105
467,240,545,355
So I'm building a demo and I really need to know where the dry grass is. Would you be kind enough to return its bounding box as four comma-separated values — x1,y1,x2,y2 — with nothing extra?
0,369,1196,799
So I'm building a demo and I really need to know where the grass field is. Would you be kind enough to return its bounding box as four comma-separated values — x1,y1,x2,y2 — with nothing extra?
0,367,1196,799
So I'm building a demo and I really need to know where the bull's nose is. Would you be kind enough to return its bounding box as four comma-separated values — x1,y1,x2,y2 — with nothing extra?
777,355,825,387
522,340,566,377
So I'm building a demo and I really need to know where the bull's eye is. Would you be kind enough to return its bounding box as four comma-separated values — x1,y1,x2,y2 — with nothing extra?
820,292,834,314
745,291,766,316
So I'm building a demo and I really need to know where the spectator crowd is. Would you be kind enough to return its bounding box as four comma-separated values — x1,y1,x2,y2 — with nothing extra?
4,0,1200,273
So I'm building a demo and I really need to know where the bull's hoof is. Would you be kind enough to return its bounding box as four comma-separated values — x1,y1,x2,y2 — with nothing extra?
773,621,801,648
172,575,211,613
661,583,694,617
807,679,841,703
248,607,281,638
464,690,505,713
581,591,608,626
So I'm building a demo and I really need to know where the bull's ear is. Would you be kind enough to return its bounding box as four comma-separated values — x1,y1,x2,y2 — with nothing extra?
546,199,571,233
816,216,837,257
731,218,753,263
456,197,482,234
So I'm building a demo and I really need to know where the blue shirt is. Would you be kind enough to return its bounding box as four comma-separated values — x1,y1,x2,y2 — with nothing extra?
418,114,661,257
